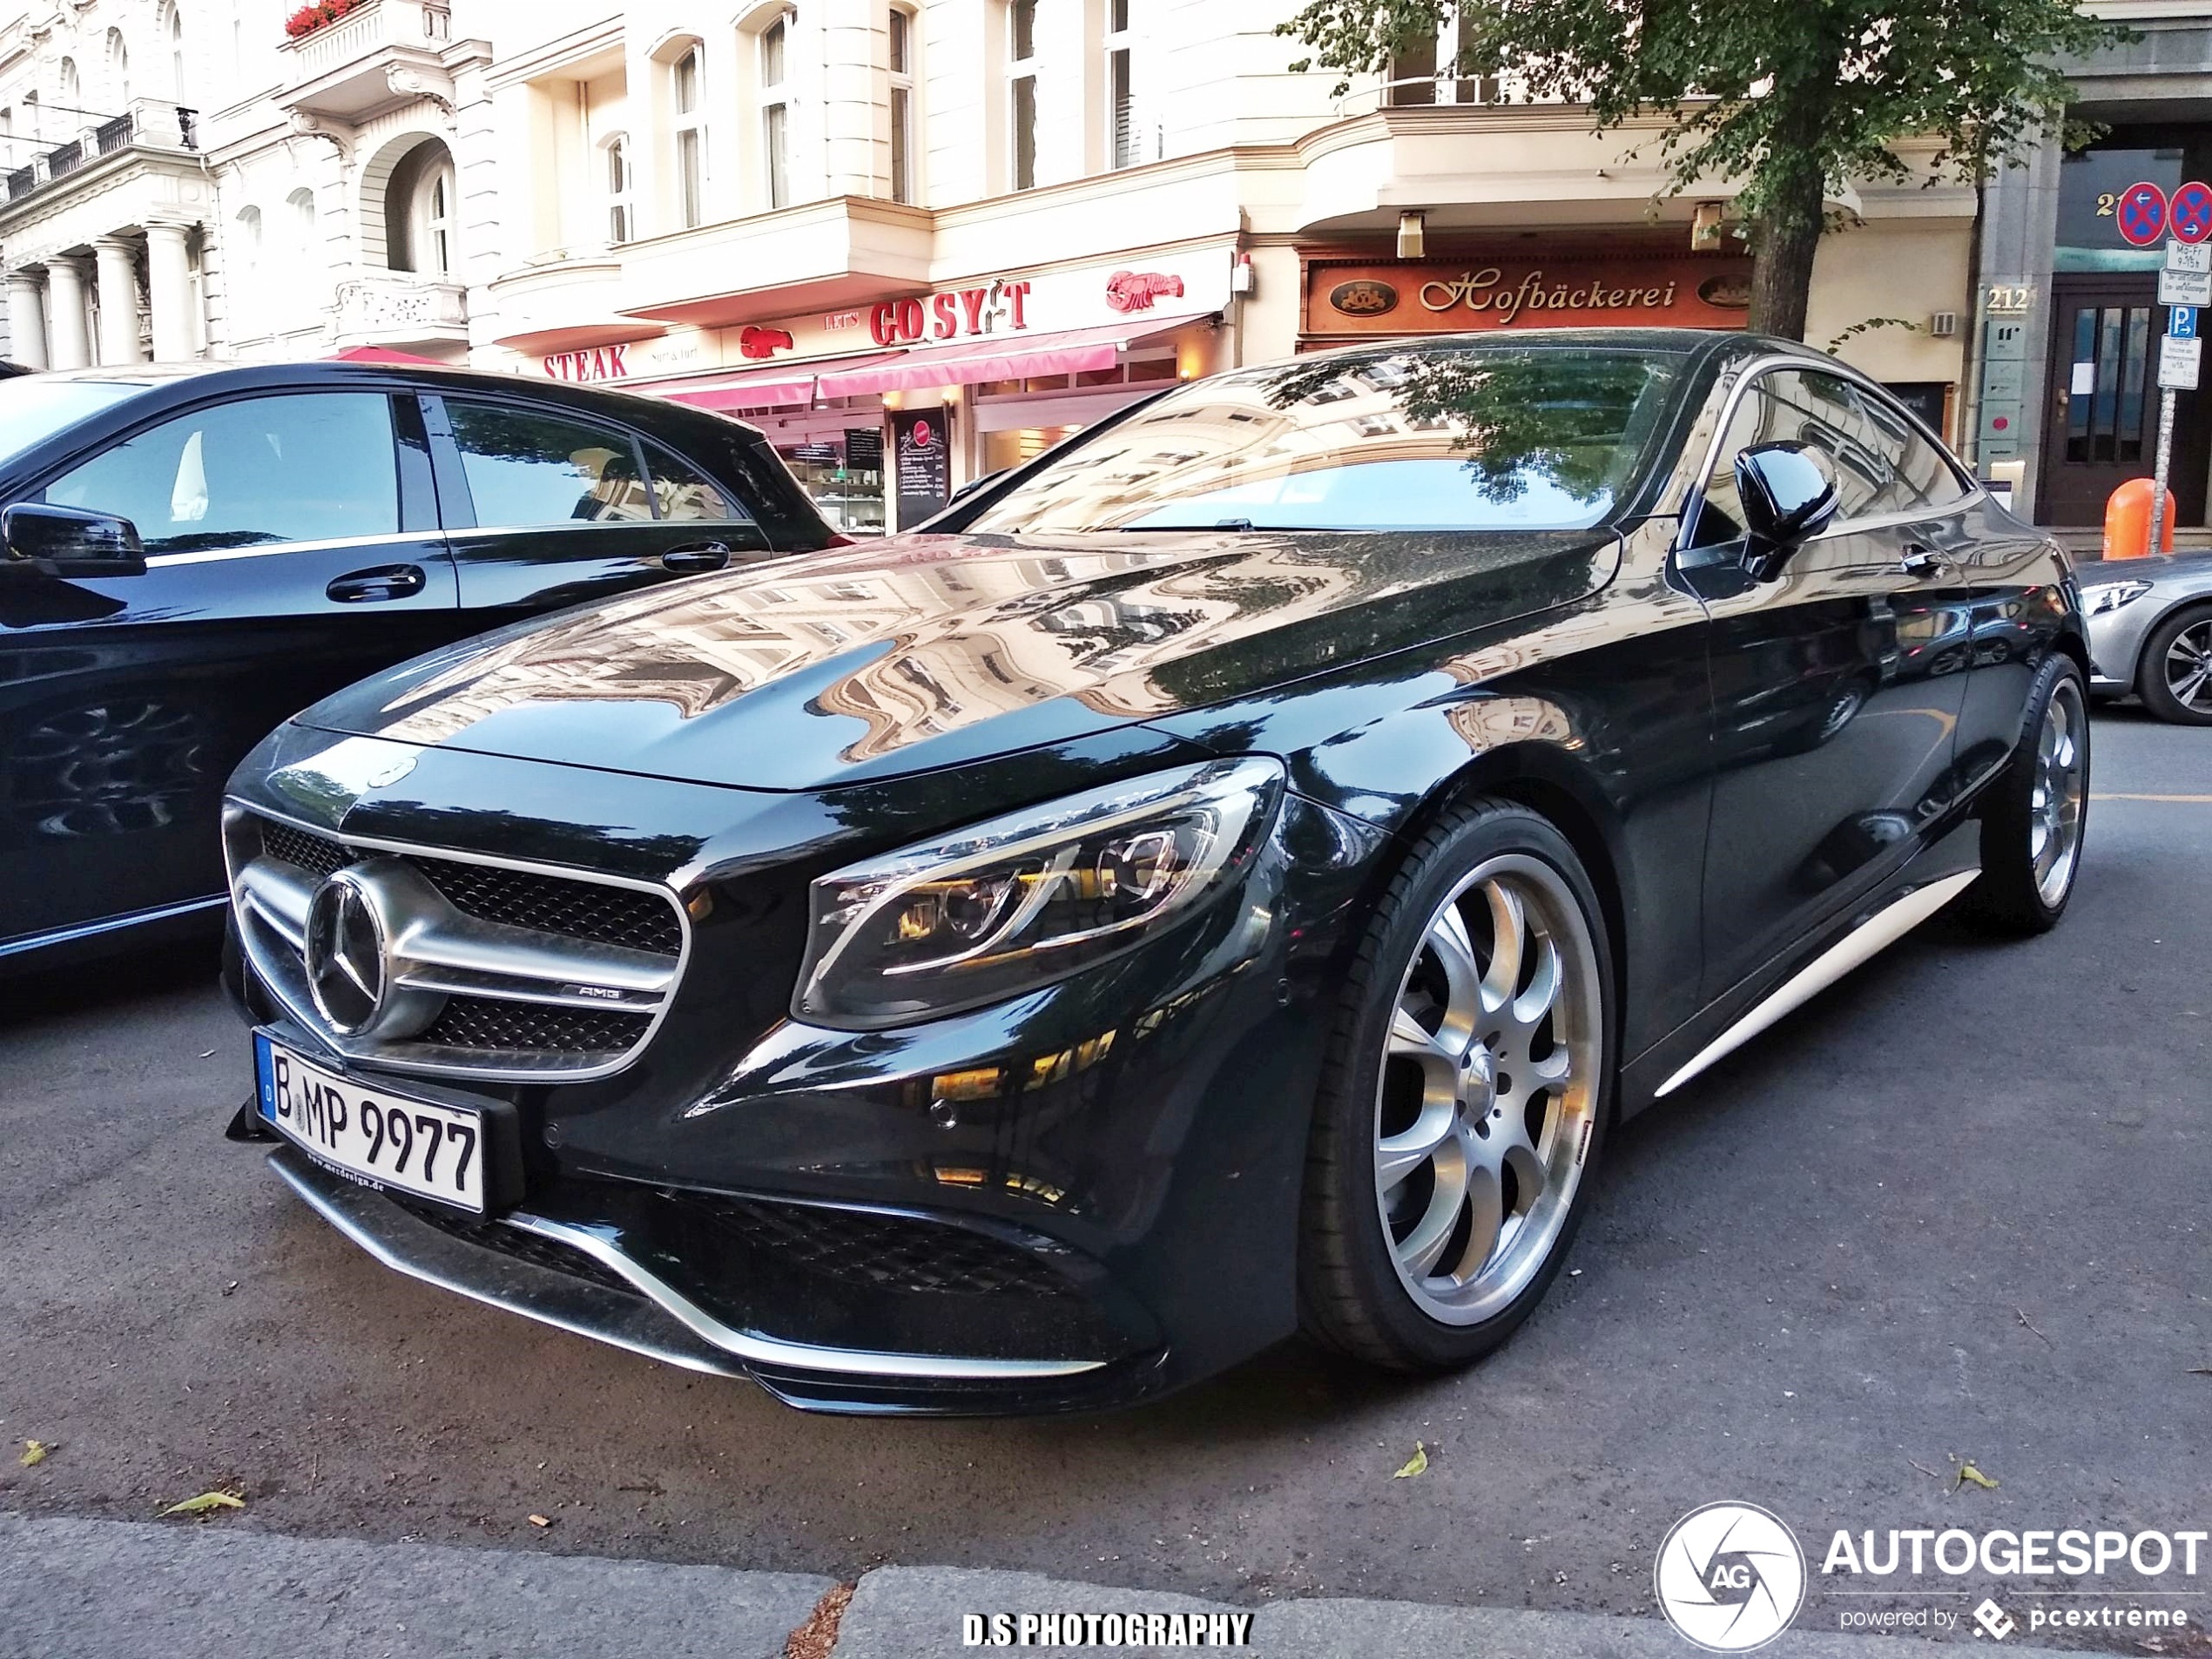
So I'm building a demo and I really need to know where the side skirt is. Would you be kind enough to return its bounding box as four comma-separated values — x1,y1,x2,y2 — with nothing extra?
1649,867,1980,1103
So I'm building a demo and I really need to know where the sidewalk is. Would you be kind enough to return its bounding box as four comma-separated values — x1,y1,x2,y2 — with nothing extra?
0,1514,2068,1659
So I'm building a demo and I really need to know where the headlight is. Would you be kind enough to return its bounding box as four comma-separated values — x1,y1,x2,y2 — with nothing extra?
797,756,1285,1028
2081,579,2153,617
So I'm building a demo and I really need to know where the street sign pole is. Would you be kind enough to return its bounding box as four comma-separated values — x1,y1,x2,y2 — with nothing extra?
2153,243,2210,553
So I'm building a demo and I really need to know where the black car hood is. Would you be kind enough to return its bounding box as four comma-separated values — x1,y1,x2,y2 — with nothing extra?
299,528,1620,791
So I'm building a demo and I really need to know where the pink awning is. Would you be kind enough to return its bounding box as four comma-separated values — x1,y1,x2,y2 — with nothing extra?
816,313,1214,399
653,351,906,412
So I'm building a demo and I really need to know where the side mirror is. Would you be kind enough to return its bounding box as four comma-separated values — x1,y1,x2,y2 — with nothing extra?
1736,442,1839,580
2,502,147,577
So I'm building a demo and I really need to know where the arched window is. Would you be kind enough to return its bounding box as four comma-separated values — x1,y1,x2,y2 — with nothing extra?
759,17,790,210
233,204,263,307
603,133,633,245
168,9,185,101
287,186,316,271
888,7,915,203
106,29,129,106
383,139,457,274
57,57,79,113
671,45,705,228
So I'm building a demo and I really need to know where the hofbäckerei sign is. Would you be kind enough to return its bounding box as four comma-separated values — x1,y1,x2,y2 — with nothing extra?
1305,256,1753,334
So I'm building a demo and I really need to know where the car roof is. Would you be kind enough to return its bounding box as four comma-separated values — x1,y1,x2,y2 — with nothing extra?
21,359,765,439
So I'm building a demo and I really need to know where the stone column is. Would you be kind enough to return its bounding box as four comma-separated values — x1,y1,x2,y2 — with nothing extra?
44,257,91,369
144,222,194,361
93,236,145,365
5,272,48,369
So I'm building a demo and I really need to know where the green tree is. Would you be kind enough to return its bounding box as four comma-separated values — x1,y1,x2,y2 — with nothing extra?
1278,0,2121,340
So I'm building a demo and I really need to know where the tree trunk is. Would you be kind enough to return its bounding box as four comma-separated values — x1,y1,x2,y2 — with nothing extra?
1745,155,1828,341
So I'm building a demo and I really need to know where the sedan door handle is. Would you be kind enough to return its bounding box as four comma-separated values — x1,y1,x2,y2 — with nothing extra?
1899,545,1951,579
660,542,732,574
327,563,428,603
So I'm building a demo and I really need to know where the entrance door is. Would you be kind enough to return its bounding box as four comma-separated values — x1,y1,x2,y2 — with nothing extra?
2037,274,2209,527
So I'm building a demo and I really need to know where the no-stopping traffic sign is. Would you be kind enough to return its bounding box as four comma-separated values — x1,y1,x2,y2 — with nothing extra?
2120,181,2172,246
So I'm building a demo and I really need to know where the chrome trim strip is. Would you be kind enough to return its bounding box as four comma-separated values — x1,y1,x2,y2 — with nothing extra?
1654,868,1981,1100
267,1152,745,1381
148,529,443,569
0,894,226,957
501,1212,1108,1381
225,800,691,1084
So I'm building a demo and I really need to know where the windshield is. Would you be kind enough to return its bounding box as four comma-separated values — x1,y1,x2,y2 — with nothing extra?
0,377,145,469
965,346,1686,535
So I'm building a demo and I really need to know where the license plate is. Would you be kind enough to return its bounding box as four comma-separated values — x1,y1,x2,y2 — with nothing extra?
255,1034,486,1213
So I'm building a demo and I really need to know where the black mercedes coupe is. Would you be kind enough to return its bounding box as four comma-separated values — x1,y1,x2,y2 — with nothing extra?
219,331,2088,1414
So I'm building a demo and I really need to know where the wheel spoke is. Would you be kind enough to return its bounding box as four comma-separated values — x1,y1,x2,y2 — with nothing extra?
1459,1163,1504,1280
1426,901,1485,1048
1389,1005,1454,1069
1510,935,1562,1028
1479,880,1525,1014
1377,1099,1457,1192
1398,1150,1471,1278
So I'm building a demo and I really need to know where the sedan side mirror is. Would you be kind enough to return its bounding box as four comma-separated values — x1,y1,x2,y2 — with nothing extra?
2,502,147,577
1736,442,1839,581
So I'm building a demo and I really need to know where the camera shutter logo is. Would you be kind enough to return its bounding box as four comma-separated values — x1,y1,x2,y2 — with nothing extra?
1654,1502,1806,1652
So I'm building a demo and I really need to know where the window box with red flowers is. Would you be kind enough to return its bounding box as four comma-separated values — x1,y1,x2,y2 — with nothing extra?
283,0,368,42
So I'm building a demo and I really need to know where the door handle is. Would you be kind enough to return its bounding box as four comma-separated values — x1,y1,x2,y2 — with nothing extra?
660,542,732,574
326,563,427,603
1899,545,1951,579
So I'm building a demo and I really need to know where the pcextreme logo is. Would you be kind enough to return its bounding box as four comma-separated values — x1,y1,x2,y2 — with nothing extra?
1655,1503,1809,1652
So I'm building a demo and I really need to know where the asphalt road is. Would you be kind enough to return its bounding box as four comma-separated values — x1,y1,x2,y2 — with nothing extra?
3,706,2207,1648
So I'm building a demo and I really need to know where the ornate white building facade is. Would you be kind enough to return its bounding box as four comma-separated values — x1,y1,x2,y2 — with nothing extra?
0,1,1977,529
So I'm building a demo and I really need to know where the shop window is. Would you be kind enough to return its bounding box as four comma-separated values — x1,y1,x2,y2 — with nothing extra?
672,45,706,229
778,431,887,536
1126,357,1177,382
1074,366,1124,388
888,7,916,204
45,393,399,554
1024,374,1070,392
644,440,751,523
761,17,791,211
1008,0,1037,192
446,402,655,527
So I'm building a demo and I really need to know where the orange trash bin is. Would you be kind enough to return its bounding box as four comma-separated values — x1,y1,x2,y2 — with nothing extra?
2103,477,2177,559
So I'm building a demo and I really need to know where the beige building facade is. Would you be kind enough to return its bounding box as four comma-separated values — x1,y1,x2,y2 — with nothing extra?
0,0,1975,531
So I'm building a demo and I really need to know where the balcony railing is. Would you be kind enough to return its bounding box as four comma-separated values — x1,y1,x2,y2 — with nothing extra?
3,101,197,205
280,0,450,78
277,0,454,121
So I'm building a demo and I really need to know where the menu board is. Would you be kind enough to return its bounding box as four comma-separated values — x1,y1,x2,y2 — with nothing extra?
893,409,952,529
845,427,885,470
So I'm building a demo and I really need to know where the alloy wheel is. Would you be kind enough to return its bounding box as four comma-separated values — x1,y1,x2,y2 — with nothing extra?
2163,618,2212,715
2030,677,2087,907
1373,853,1602,1325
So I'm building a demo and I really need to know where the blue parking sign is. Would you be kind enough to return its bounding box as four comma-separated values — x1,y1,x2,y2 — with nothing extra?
2173,304,2201,339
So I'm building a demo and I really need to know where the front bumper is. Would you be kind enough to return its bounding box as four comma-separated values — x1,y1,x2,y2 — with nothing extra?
267,1144,1157,1413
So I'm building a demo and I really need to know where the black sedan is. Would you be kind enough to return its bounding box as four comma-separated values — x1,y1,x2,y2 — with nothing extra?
219,332,2088,1414
0,362,838,970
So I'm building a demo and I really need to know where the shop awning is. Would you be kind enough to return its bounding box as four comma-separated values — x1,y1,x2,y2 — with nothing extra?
815,313,1215,399
652,351,907,412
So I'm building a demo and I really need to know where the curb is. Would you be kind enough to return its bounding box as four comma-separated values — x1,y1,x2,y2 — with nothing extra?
0,1514,2074,1658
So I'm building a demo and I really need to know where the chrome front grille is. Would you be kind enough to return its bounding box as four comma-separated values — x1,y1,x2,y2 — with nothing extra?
225,808,688,1082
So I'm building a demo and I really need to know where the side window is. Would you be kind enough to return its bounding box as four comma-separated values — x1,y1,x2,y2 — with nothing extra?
1694,368,1968,547
446,402,653,527
45,392,398,554
644,441,751,523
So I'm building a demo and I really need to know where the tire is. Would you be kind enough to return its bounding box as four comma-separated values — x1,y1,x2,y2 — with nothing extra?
1964,655,2090,935
1298,799,1615,1372
2136,604,2212,725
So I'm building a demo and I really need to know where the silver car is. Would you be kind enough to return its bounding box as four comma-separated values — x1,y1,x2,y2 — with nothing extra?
2084,553,2212,724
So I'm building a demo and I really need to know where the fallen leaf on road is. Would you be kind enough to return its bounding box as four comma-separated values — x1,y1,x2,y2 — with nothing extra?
20,1440,50,1467
1955,1463,2000,1492
1393,1442,1429,1479
528,1514,554,1528
160,1490,244,1517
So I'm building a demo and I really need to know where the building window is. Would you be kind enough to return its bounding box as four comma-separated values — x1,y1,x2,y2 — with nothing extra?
760,17,790,211
384,138,457,274
1107,0,1138,169
888,7,914,204
1386,10,1492,105
604,133,633,245
168,9,185,99
1008,0,1037,192
57,57,78,111
672,44,705,228
287,186,315,276
106,29,129,105
233,204,261,307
